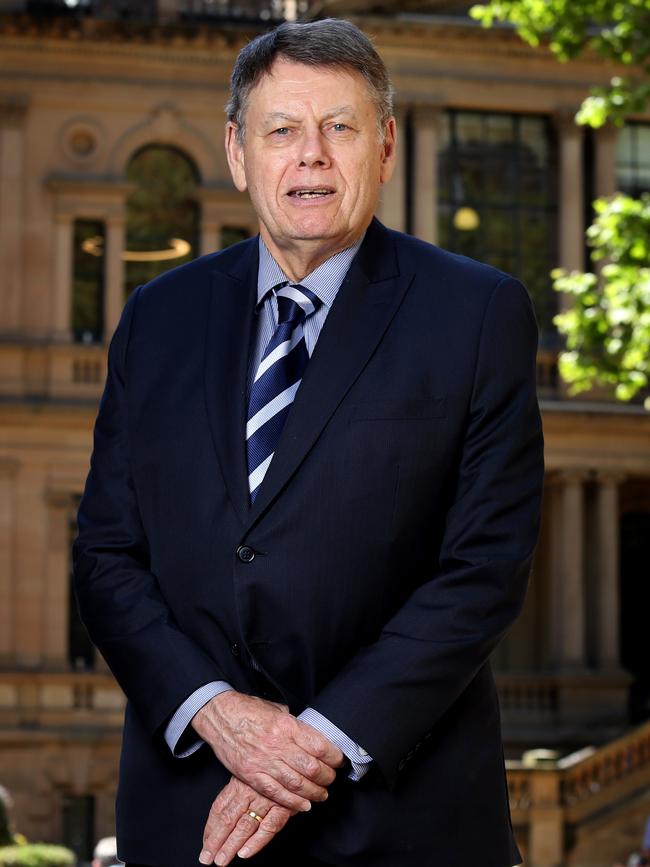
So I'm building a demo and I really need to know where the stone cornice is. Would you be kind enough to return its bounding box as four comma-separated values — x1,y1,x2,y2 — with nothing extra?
45,174,134,194
0,10,614,69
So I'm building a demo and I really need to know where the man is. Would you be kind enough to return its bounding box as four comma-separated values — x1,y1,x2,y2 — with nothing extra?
73,18,544,867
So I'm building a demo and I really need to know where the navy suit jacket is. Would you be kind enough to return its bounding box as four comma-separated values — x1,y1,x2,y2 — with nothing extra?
73,218,544,867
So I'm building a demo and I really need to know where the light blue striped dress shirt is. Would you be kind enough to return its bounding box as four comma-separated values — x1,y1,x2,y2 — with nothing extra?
164,233,373,782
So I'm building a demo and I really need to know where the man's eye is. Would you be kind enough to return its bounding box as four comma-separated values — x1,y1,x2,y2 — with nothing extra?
332,123,349,132
273,127,290,136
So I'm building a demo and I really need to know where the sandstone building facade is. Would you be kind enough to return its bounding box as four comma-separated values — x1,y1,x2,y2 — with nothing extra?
0,2,649,865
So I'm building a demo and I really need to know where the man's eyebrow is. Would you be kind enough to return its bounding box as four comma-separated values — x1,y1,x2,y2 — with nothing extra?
262,106,358,124
264,112,301,123
322,105,357,120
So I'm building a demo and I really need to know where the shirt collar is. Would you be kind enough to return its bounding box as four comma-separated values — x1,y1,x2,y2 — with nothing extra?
256,233,365,310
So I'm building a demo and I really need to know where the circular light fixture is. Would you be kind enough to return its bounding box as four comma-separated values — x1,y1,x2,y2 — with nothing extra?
453,207,480,231
81,237,192,262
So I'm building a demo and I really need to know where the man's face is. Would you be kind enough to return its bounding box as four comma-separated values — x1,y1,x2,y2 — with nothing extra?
225,58,396,258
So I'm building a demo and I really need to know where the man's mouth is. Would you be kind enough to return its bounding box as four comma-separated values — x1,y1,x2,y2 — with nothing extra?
288,188,335,199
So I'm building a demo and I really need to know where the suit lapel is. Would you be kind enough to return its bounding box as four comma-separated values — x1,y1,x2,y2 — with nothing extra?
246,219,414,530
203,238,259,526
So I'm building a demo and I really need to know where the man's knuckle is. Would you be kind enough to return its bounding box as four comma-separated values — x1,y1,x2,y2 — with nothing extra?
267,813,285,832
305,757,321,777
260,778,279,798
236,814,254,831
282,770,302,791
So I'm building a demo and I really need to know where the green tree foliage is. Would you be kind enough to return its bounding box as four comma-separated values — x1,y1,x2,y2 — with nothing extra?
552,194,650,403
0,845,75,867
471,0,649,406
470,0,650,127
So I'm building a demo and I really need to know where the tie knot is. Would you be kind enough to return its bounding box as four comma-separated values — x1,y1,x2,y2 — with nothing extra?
275,283,320,326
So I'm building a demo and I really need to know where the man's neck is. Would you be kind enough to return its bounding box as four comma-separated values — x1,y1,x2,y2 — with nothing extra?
259,227,367,282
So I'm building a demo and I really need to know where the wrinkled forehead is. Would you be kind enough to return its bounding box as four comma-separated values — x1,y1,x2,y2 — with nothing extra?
244,58,375,116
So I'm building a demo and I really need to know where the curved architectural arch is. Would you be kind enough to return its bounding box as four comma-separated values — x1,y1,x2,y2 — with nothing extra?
107,103,225,182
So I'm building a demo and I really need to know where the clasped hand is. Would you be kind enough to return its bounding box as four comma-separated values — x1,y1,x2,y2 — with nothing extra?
193,691,345,864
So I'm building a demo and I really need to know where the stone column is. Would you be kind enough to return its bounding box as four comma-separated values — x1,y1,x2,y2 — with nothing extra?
0,96,28,333
52,213,74,342
593,470,625,670
43,492,74,669
527,769,563,867
105,213,126,340
0,458,19,664
13,464,47,667
555,110,585,279
378,105,407,232
558,469,588,669
594,124,619,200
200,207,221,255
412,104,442,244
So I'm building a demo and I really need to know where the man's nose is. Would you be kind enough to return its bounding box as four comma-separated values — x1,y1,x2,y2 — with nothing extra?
297,128,331,168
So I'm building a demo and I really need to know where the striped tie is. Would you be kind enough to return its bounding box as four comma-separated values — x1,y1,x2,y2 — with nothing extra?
246,282,320,502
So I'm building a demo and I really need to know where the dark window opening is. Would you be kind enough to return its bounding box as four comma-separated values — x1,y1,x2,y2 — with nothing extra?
72,219,105,344
438,110,559,344
616,122,650,197
62,794,95,864
125,145,200,299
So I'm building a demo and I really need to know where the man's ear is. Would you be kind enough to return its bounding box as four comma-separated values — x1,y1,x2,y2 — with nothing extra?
379,117,397,186
225,122,247,192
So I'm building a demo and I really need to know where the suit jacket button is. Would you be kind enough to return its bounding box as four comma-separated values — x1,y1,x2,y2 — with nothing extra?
237,545,255,563
231,643,241,658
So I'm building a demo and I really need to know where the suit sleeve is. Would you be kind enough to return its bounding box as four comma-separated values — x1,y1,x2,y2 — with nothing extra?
72,287,226,738
310,276,545,788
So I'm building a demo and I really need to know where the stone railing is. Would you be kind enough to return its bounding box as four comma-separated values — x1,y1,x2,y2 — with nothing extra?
505,718,650,867
0,340,567,406
561,720,650,822
0,341,106,402
497,673,560,718
0,669,125,730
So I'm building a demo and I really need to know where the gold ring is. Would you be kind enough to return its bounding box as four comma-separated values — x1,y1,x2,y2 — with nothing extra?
247,811,263,824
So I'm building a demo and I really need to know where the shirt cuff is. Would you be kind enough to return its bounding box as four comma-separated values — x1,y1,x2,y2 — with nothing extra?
164,681,234,758
298,707,373,781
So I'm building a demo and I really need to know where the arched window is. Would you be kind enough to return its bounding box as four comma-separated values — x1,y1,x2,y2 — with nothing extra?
125,145,200,297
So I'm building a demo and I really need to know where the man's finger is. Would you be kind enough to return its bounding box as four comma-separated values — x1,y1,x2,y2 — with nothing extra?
236,806,292,860
200,788,248,863
251,771,313,812
294,722,346,768
208,809,263,865
271,757,329,802
289,750,338,786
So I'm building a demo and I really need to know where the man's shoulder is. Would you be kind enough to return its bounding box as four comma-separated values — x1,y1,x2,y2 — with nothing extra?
386,225,513,290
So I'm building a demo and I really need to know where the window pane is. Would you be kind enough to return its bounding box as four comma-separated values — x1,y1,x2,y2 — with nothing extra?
438,109,558,336
616,122,650,196
72,219,105,344
125,145,200,297
62,794,95,864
